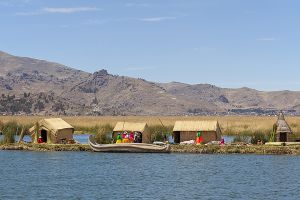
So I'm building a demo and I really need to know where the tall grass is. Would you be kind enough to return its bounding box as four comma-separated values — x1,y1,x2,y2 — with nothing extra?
0,121,20,144
0,115,299,135
0,120,4,132
148,125,173,142
232,135,251,143
250,131,270,144
73,125,101,134
0,121,32,144
94,124,113,144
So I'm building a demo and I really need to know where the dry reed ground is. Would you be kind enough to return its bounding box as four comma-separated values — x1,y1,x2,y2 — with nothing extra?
0,116,299,135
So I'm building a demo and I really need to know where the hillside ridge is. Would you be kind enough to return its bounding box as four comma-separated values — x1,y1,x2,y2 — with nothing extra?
1,51,299,116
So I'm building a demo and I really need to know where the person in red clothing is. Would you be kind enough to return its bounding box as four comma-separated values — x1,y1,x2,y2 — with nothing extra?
37,136,43,143
129,132,134,142
219,138,225,145
196,131,203,145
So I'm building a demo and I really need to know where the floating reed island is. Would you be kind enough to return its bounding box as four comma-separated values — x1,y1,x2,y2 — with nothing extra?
1,143,300,155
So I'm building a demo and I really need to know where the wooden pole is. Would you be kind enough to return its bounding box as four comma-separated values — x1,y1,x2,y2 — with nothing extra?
18,128,25,144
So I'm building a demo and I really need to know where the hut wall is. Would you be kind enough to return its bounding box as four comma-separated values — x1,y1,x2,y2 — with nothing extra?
142,128,151,143
179,131,218,143
294,133,300,142
179,131,197,142
56,129,74,144
202,131,218,143
49,131,56,143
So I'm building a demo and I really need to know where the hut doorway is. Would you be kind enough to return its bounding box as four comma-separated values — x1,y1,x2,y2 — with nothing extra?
135,132,142,143
41,129,47,143
279,132,287,142
173,131,180,144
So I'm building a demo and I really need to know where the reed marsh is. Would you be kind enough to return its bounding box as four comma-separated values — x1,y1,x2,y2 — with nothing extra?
0,115,299,135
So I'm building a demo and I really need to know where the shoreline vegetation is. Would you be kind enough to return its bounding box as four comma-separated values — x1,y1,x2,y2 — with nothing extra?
1,143,300,155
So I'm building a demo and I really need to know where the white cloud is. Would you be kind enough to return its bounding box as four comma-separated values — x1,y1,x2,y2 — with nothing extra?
138,16,176,22
84,16,177,26
15,6,100,16
256,37,276,41
43,7,100,14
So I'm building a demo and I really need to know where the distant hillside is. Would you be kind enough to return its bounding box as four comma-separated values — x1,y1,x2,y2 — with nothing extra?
0,51,300,116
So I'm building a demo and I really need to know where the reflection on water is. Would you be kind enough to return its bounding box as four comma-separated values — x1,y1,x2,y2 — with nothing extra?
0,151,299,200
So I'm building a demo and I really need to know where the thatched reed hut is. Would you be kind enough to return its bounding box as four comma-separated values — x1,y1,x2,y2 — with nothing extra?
29,118,74,144
113,122,151,143
173,121,222,144
273,112,293,142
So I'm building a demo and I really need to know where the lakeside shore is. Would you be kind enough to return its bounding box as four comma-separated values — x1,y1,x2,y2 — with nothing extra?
1,143,300,155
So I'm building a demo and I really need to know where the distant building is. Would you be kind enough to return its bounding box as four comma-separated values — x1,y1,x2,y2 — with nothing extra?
273,112,294,142
173,121,222,143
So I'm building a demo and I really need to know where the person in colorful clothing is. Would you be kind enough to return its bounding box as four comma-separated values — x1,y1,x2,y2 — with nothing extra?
37,136,43,143
196,131,203,145
129,132,134,143
219,138,225,145
123,131,129,143
116,133,122,144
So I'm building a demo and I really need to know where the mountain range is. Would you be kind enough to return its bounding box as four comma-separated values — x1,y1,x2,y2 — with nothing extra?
0,50,299,116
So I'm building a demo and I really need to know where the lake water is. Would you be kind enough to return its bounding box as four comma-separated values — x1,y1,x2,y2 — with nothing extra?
0,134,91,144
0,151,299,200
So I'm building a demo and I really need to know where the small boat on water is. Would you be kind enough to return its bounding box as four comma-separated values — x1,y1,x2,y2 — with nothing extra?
88,135,170,153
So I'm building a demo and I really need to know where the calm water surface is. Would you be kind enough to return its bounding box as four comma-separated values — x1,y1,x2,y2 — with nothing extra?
0,151,299,200
0,134,91,144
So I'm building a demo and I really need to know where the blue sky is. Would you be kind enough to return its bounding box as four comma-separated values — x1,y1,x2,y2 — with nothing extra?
1,0,300,91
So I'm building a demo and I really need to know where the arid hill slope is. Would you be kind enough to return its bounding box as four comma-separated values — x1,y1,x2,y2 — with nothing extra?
0,51,299,115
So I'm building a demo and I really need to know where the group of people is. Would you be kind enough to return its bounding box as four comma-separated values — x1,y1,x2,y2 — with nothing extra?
116,131,142,144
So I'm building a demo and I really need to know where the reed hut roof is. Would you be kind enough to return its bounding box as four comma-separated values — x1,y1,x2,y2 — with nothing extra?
42,118,73,130
113,122,148,132
276,112,292,133
173,121,220,132
29,118,73,134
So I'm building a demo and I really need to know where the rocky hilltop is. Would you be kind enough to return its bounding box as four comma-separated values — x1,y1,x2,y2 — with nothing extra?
0,51,300,116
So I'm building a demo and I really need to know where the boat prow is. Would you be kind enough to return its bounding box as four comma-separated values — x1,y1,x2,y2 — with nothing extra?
88,135,170,153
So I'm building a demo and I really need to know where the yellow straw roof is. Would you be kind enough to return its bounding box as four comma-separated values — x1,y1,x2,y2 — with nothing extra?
113,122,148,132
173,120,219,132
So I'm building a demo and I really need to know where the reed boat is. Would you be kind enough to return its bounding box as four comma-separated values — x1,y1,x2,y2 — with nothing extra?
88,135,170,153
